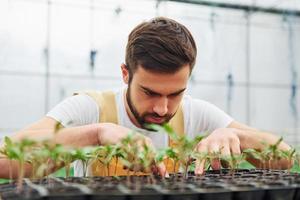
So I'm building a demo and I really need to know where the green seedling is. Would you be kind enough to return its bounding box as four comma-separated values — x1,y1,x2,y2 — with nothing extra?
58,147,75,178
72,147,96,177
243,148,263,168
149,123,204,179
192,151,209,175
164,147,179,174
281,148,296,173
2,137,36,192
28,146,51,179
261,137,284,169
93,145,120,176
1,123,297,188
222,154,246,175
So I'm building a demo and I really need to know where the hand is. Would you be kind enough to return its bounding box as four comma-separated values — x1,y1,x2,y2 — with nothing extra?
194,128,241,175
97,123,168,177
97,123,134,145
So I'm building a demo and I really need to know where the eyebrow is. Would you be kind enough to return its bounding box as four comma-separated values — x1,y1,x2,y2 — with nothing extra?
140,85,186,96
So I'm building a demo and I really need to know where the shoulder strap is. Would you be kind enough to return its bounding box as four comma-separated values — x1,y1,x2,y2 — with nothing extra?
164,104,185,173
75,90,118,124
88,91,119,124
75,91,128,176
168,104,185,146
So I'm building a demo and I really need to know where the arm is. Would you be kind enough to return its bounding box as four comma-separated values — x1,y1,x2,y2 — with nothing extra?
228,121,292,169
0,116,100,179
228,121,291,151
194,120,292,175
0,117,166,178
10,117,99,147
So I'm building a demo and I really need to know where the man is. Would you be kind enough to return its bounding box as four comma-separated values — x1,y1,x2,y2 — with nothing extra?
0,17,292,178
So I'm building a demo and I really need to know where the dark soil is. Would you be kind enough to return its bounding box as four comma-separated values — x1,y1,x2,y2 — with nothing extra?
1,169,299,200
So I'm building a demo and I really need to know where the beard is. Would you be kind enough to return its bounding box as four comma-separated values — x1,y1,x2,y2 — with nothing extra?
126,85,175,131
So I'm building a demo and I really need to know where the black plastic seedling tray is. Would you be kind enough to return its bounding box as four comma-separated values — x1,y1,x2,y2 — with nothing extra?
1,169,299,200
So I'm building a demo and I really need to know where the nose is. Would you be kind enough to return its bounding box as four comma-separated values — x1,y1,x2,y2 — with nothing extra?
153,97,168,117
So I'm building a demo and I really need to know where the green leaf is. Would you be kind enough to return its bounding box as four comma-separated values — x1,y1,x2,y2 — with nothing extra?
243,148,261,160
4,136,13,147
146,123,178,140
155,149,165,163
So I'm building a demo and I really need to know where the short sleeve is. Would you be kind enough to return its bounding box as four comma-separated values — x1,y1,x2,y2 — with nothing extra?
183,95,234,138
46,94,99,127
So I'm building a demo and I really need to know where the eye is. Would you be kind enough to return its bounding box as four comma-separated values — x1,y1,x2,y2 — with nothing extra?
169,94,177,98
144,90,153,96
144,90,158,97
168,92,182,99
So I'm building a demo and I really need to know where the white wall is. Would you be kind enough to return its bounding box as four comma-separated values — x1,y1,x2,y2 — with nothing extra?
0,0,299,146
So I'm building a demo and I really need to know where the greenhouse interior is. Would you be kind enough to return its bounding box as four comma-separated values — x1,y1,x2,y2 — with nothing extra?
0,0,299,199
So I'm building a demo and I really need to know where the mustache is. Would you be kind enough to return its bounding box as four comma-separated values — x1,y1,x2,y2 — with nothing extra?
144,113,171,119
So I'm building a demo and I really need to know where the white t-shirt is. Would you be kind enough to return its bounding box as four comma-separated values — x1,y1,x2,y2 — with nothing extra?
47,87,233,176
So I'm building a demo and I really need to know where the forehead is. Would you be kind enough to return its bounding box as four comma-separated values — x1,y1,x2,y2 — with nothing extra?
131,65,190,94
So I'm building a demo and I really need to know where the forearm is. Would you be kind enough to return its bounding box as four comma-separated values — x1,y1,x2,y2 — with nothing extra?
0,158,32,179
0,124,100,179
11,124,100,148
53,124,99,147
236,129,292,169
236,129,291,151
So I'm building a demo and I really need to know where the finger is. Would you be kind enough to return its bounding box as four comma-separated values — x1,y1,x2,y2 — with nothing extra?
230,142,241,155
208,143,220,155
220,145,231,168
195,142,208,175
157,162,169,178
151,165,159,175
208,144,221,170
151,163,169,177
220,144,231,160
211,158,221,170
195,159,206,175
221,145,231,156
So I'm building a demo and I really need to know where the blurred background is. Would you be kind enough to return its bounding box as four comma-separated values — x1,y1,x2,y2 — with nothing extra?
0,0,299,146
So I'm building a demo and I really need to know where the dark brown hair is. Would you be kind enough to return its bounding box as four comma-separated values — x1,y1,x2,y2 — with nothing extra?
125,17,197,79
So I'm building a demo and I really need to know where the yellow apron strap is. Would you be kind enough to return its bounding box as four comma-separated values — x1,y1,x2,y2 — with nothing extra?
164,104,184,173
81,91,126,176
168,104,184,144
85,91,118,124
74,90,119,124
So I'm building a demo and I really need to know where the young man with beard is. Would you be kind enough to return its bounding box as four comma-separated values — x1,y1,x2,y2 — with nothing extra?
0,17,292,178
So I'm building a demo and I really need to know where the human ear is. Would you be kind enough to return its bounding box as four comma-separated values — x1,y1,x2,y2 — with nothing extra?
121,63,129,84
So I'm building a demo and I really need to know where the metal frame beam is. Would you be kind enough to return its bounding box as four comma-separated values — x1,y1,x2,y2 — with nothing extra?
169,0,300,16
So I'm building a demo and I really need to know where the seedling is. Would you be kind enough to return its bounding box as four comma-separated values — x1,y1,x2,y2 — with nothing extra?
281,148,296,173
2,136,36,192
164,147,179,174
260,137,284,169
148,124,204,179
58,147,75,178
221,154,246,175
72,147,95,177
93,145,119,176
0,123,297,191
